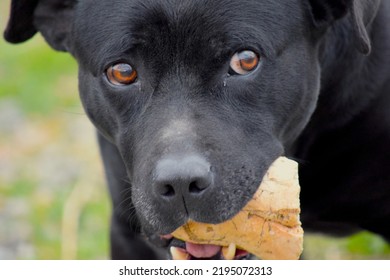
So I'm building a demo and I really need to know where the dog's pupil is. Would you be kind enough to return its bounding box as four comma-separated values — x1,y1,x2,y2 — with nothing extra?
114,64,133,78
238,51,258,70
109,63,137,84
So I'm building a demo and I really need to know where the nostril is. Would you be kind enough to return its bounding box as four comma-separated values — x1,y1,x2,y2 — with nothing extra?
189,181,205,194
161,184,175,197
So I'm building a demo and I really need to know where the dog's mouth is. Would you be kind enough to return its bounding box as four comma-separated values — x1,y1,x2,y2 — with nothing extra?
161,235,251,260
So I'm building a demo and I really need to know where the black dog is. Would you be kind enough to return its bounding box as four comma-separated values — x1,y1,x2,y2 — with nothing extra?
4,0,390,259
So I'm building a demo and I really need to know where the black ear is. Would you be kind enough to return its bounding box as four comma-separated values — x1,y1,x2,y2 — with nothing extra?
307,0,381,55
4,0,39,44
4,0,77,52
349,0,381,55
307,0,352,26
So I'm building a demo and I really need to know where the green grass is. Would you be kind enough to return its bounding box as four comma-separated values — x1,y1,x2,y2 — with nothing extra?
0,179,36,197
347,232,390,256
0,38,79,114
78,200,111,259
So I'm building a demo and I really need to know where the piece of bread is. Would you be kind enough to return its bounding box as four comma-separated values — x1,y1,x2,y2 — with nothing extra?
172,156,304,260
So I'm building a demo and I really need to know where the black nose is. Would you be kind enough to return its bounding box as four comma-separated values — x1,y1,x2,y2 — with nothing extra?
154,154,214,200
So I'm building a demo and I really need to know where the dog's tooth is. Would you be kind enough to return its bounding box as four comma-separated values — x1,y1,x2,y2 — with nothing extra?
170,247,190,260
222,243,236,260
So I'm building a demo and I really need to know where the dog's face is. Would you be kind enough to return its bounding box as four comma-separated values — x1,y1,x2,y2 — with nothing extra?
5,0,378,259
9,0,375,243
69,0,321,236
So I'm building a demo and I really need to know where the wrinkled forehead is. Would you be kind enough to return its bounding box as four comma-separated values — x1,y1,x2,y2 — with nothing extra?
72,0,306,71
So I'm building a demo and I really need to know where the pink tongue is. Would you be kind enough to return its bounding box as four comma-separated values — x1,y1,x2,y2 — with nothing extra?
185,242,221,258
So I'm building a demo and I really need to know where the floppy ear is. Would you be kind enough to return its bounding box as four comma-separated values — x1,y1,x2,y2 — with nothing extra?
4,0,76,52
307,0,381,55
3,0,39,44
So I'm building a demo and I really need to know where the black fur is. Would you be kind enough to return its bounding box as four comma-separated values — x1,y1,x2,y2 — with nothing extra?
4,0,390,259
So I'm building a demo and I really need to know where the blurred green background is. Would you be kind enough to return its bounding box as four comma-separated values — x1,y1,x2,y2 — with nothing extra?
0,0,389,260
0,0,110,259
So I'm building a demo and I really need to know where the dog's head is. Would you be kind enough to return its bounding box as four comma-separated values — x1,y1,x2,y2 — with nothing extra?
4,0,377,250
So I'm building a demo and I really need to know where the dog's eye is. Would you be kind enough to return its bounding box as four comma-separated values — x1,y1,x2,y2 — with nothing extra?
106,63,137,85
229,50,259,75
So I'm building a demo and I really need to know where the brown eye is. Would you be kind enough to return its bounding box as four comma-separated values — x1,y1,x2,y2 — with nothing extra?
106,63,137,85
229,50,260,75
